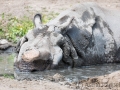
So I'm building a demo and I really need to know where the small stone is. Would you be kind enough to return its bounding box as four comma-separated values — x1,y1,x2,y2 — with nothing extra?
0,39,9,45
102,78,108,83
52,73,65,82
0,39,12,50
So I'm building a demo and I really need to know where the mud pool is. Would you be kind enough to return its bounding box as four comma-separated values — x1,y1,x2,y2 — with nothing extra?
14,63,120,82
1,52,120,82
0,53,15,75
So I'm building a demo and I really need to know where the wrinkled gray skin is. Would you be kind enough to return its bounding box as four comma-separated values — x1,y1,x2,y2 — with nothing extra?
14,3,120,72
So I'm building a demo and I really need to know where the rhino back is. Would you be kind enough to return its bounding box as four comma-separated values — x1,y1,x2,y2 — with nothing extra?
66,18,117,66
48,2,120,65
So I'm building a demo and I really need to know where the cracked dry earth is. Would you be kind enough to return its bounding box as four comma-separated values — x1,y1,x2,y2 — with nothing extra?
0,0,120,90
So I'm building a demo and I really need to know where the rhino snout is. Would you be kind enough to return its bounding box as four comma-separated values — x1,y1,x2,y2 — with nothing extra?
22,49,51,62
22,49,40,62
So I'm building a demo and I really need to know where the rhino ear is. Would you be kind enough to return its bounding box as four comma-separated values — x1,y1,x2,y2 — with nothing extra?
58,16,74,33
33,14,42,28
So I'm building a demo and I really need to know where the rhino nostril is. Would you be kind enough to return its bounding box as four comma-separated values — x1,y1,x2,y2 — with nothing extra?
26,49,29,51
26,48,31,51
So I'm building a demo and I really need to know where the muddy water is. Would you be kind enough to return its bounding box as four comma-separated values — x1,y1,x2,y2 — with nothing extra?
0,53,15,75
0,53,120,82
14,63,120,82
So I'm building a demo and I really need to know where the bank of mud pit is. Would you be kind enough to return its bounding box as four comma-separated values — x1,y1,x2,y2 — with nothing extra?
1,71,120,90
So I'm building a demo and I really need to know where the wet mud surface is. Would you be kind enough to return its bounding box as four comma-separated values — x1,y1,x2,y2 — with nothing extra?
14,63,120,82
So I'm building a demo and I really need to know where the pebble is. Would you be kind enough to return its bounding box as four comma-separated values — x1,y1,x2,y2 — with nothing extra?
0,39,9,45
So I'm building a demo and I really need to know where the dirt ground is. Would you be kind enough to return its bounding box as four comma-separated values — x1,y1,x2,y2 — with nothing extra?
0,0,120,90
0,76,72,90
0,0,120,18
75,71,120,90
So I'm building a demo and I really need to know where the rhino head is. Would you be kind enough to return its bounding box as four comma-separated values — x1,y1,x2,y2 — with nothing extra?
14,14,75,72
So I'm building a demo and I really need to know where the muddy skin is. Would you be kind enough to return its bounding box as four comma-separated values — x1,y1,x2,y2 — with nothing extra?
15,3,120,72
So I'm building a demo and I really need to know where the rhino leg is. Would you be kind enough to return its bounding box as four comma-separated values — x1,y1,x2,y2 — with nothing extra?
62,36,78,68
51,46,63,69
62,45,78,68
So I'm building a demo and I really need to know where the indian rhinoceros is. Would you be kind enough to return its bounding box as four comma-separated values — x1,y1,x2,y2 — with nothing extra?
14,3,120,72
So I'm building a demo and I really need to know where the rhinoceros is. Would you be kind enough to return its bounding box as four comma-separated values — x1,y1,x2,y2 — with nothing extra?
14,3,120,72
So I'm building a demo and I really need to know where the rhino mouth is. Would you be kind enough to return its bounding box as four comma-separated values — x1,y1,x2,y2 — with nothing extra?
14,48,54,72
14,59,53,72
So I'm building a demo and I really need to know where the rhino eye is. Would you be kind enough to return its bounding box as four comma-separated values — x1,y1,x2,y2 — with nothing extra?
25,37,28,42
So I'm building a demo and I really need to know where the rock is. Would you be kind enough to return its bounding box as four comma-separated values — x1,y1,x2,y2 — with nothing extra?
0,39,9,44
0,39,16,54
52,73,65,82
0,39,12,50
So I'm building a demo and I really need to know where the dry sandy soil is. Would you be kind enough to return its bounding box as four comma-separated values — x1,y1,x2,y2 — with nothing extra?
0,0,120,90
0,76,72,90
0,0,120,18
76,71,120,90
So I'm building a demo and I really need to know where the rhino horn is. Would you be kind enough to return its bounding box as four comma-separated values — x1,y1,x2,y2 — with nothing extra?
22,49,40,62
